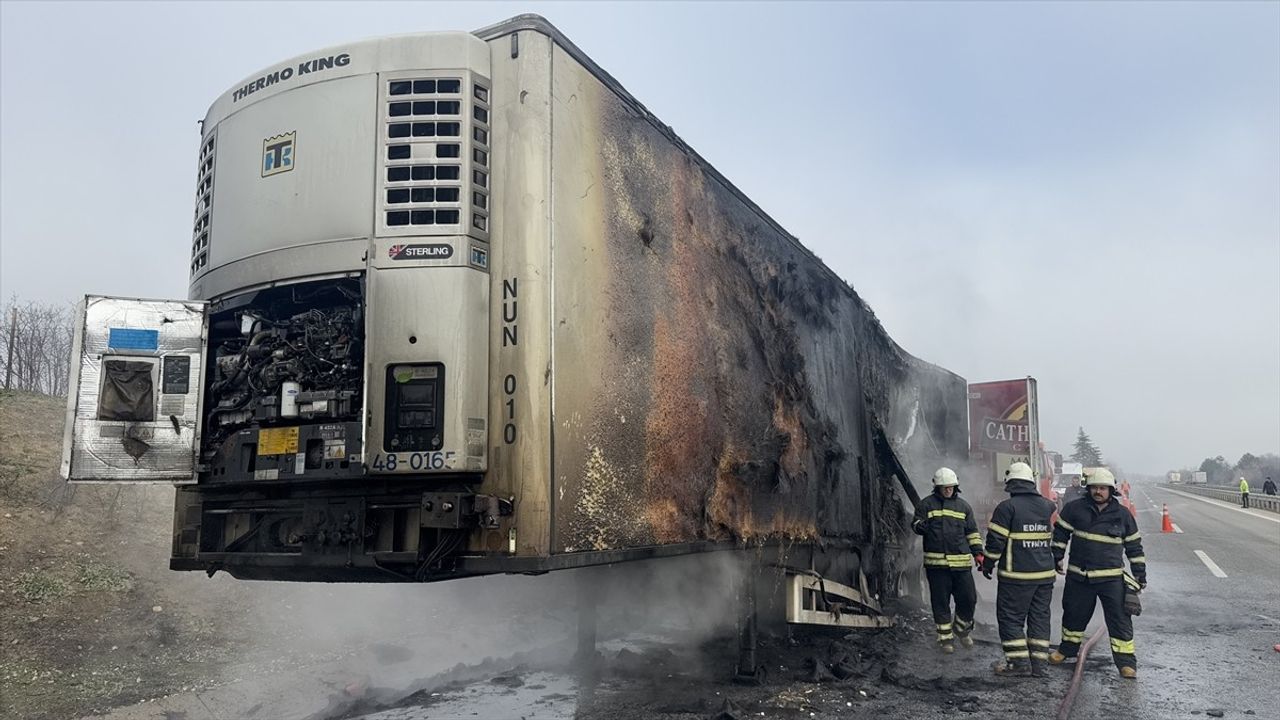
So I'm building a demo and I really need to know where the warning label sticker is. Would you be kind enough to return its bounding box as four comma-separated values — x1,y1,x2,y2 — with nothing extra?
257,427,300,456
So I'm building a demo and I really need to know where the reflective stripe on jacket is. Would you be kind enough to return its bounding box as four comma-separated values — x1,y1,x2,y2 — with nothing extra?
984,483,1057,584
912,491,982,570
1053,496,1146,584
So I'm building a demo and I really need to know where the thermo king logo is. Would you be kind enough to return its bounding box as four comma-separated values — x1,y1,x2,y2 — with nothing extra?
262,132,295,177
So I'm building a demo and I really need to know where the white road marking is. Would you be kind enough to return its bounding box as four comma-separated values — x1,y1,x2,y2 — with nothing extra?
1194,550,1228,578
1159,487,1280,524
1257,614,1280,626
1171,523,1183,534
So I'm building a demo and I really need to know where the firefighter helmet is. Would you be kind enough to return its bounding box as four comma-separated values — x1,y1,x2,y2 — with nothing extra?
1005,462,1034,482
932,467,960,487
1085,468,1117,488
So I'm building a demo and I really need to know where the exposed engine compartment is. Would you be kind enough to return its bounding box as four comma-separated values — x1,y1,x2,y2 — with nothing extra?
200,278,364,473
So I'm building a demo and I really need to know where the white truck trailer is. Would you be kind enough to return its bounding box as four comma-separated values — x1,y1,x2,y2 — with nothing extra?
61,16,967,606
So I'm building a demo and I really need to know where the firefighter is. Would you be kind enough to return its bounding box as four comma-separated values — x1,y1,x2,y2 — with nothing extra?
1061,477,1086,507
982,461,1058,677
912,467,984,653
1049,467,1146,679
1239,477,1250,508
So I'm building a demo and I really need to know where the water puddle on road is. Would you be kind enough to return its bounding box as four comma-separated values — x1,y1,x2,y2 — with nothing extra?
353,670,578,720
348,634,686,719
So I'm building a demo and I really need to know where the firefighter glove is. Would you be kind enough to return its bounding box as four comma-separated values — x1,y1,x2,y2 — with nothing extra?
1055,560,1065,575
1123,587,1143,616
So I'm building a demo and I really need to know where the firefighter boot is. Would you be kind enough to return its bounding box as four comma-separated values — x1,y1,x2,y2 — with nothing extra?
992,659,1029,677
1048,651,1069,665
1119,666,1137,679
959,635,974,649
1029,658,1048,678
940,642,955,654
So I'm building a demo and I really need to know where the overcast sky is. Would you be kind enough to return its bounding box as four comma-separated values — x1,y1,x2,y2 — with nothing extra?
2,1,1277,473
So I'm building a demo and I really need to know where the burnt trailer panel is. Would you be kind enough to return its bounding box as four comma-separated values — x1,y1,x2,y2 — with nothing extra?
476,17,967,562
63,16,967,591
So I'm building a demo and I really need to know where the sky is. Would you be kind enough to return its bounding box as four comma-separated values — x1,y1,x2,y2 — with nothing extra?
1,1,1277,474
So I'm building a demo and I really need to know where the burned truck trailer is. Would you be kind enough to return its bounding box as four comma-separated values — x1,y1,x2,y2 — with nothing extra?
61,16,967,602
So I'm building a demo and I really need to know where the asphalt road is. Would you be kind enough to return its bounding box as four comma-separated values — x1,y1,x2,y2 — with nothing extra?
87,487,1278,720
346,485,1280,720
1066,483,1280,719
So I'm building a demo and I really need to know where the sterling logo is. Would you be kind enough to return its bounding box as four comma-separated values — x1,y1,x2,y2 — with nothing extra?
389,243,453,260
262,132,295,177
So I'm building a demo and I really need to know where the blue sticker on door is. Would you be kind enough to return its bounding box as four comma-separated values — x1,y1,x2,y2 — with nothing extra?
107,328,159,351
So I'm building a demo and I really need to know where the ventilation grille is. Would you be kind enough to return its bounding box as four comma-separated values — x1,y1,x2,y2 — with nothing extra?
380,74,489,241
383,78,464,228
470,81,490,234
190,134,214,276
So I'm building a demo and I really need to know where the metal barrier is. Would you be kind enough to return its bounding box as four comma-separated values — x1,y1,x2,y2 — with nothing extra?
1163,484,1280,514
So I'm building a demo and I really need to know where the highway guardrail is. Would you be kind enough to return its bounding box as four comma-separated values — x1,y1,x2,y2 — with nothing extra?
1162,484,1280,514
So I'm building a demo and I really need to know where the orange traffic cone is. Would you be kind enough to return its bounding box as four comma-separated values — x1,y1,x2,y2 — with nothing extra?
1161,503,1175,533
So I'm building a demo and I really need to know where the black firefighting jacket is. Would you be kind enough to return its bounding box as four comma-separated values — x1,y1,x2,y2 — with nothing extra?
1053,496,1146,584
912,490,983,570
983,481,1057,584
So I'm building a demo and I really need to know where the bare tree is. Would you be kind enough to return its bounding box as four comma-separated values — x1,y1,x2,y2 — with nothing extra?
1,295,74,396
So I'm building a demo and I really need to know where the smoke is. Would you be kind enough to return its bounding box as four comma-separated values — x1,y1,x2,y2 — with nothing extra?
587,551,744,641
31,395,742,720
36,480,585,713
885,380,1005,522
877,379,1009,610
167,551,745,718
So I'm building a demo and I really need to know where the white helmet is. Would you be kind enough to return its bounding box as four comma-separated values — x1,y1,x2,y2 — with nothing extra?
932,467,960,488
1085,468,1117,488
1005,462,1034,482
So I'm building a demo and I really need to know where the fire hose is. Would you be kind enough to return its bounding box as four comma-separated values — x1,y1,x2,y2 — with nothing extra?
1055,630,1103,720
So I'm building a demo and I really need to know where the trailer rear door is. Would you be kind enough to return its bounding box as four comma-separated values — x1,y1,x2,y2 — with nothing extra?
61,296,208,483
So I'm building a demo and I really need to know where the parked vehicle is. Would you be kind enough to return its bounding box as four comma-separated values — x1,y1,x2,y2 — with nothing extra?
61,16,966,614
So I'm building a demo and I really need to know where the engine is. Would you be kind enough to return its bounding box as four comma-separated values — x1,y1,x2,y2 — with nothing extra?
201,279,364,470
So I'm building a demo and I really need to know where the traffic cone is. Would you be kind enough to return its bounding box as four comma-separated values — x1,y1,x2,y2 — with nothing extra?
1161,504,1174,533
